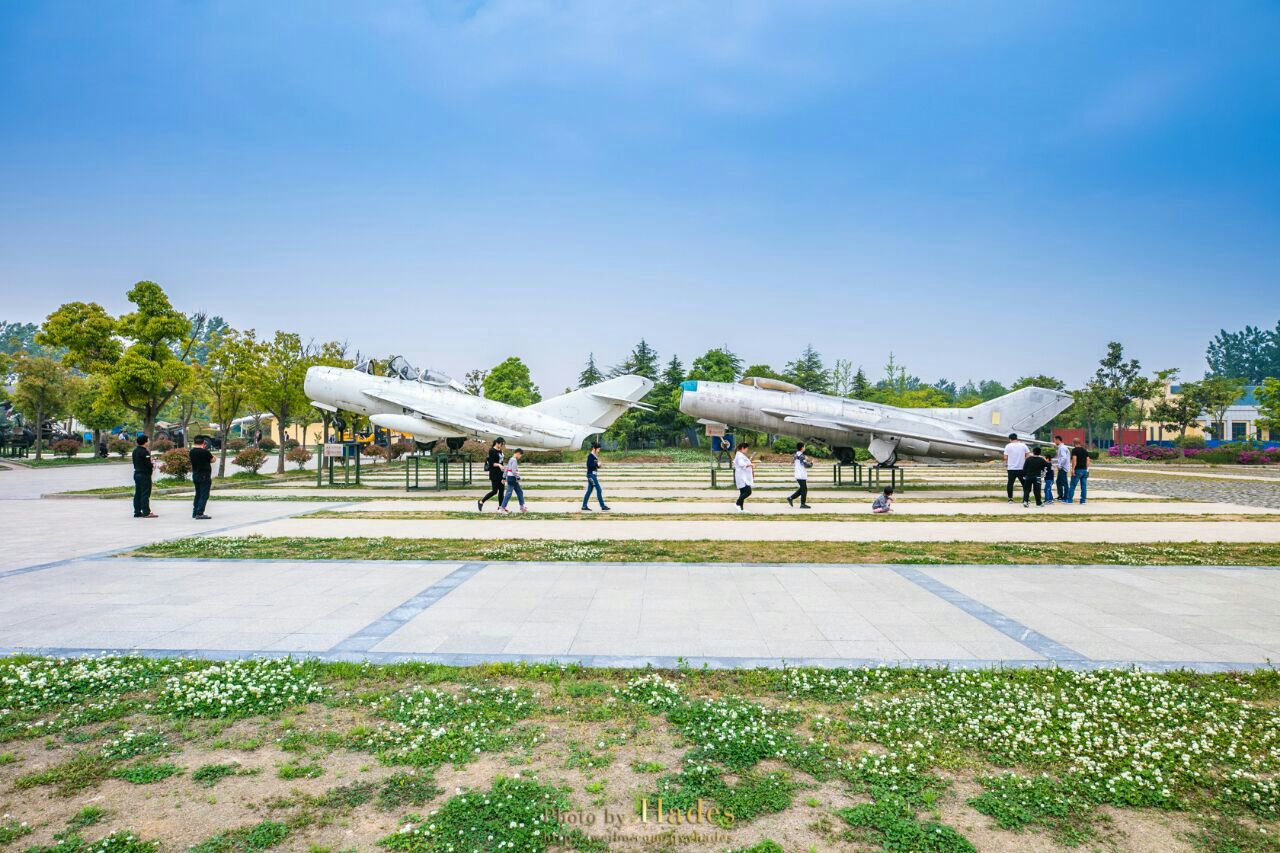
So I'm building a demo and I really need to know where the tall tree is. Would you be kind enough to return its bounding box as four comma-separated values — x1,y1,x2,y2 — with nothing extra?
688,347,741,383
463,369,488,396
1199,375,1246,441
830,359,855,397
1206,322,1280,384
1011,375,1066,391
251,331,314,473
977,379,1008,401
206,328,260,477
1151,377,1207,456
38,301,124,448
1256,377,1280,438
613,340,660,380
741,364,788,382
107,282,198,440
484,357,541,406
1088,342,1144,454
68,375,128,453
189,315,229,365
12,356,71,459
577,354,604,388
784,344,830,393
849,367,870,400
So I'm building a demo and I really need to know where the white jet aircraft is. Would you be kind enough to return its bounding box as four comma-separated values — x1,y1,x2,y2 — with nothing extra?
305,356,654,451
678,376,1073,466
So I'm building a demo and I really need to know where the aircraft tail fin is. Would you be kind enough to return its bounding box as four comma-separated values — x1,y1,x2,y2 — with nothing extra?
526,375,655,432
958,387,1074,434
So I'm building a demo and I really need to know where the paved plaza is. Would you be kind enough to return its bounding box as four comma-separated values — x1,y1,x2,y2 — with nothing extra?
2,459,1279,670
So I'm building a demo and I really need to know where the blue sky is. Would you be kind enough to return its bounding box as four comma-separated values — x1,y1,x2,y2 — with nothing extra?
2,1,1277,391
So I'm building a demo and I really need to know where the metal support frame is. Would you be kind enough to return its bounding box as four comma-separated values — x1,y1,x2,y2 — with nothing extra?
866,465,905,492
832,462,864,488
405,453,473,491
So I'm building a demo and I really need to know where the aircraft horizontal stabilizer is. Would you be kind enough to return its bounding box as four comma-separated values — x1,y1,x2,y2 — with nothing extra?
590,392,656,412
309,400,337,413
361,388,524,438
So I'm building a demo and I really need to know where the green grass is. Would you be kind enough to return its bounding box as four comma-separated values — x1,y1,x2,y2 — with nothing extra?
310,508,1279,523
192,762,258,787
190,820,290,853
111,761,183,784
19,455,129,467
132,535,1280,566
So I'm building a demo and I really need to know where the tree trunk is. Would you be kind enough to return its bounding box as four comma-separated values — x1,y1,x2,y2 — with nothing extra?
1179,426,1187,458
277,412,287,474
34,404,43,460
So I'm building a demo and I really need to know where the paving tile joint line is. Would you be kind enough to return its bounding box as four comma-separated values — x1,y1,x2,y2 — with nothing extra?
328,561,488,653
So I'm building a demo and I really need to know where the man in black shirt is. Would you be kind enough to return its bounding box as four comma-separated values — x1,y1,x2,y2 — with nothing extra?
189,435,214,519
1021,446,1048,507
132,434,157,518
1066,439,1090,504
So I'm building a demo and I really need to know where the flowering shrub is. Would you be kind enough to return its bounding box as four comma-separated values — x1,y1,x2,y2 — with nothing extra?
108,438,133,457
51,438,82,458
156,448,191,479
153,659,322,718
150,438,174,453
226,438,248,452
1107,444,1180,460
614,673,685,711
285,445,312,469
257,436,277,451
233,447,268,474
101,728,171,760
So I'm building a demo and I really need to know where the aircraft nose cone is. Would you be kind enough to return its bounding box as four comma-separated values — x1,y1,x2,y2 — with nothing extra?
680,380,698,395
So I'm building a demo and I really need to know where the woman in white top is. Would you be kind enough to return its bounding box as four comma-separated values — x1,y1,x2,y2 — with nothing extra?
733,442,755,511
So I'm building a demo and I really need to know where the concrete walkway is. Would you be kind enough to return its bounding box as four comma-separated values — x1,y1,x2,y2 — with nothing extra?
3,556,1278,670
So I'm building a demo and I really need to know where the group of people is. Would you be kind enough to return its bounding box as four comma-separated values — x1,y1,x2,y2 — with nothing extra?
130,433,214,519
733,441,895,512
1002,433,1090,507
476,438,612,514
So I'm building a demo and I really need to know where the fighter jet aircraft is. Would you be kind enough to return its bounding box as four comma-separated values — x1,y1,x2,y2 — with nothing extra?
678,376,1073,466
305,356,654,451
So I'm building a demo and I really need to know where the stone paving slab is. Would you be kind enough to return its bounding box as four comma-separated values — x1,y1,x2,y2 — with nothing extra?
223,516,1280,543
327,499,1267,516
223,486,1161,500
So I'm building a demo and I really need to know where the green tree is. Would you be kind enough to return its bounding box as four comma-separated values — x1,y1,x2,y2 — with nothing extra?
741,364,788,382
483,357,541,407
206,328,261,477
106,282,199,440
1256,377,1280,437
784,344,830,393
12,356,71,459
613,340,660,381
688,347,741,383
577,353,604,388
1198,374,1246,441
977,379,1008,401
1088,342,1144,454
463,369,488,396
38,300,124,448
849,367,870,399
1206,322,1280,384
830,359,855,397
250,331,315,474
68,375,128,450
1,321,62,358
1011,375,1066,392
1152,378,1208,456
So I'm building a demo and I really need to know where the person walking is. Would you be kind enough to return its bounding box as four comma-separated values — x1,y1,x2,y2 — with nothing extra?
1022,446,1048,507
189,435,214,519
581,442,610,511
1052,435,1071,503
1066,438,1090,504
733,442,755,511
132,434,157,518
1002,433,1028,503
787,442,813,508
478,438,505,511
498,448,527,514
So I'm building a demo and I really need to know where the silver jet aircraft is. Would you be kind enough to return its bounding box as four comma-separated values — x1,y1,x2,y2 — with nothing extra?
305,356,654,450
678,377,1072,466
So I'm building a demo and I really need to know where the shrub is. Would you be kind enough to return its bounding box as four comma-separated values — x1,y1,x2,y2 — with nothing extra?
257,436,277,451
1175,434,1207,449
772,436,798,455
1107,444,1180,461
285,445,312,469
361,443,385,461
51,438,83,458
384,440,414,462
282,437,299,450
226,438,248,452
233,447,268,474
150,438,174,453
156,448,192,479
108,438,133,457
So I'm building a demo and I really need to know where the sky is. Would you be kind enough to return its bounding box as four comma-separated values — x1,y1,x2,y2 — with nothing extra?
1,1,1278,393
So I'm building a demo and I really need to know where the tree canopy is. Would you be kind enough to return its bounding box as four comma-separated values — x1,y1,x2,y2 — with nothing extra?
484,357,541,407
1206,321,1280,384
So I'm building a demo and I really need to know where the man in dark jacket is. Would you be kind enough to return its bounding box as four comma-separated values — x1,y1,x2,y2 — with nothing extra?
189,435,214,519
132,434,157,518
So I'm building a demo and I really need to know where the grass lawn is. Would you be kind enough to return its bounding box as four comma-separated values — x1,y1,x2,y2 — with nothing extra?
14,455,130,468
302,509,1280,523
131,536,1280,566
0,657,1275,852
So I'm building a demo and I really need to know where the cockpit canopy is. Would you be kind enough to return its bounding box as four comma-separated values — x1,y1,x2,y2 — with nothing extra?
380,355,469,393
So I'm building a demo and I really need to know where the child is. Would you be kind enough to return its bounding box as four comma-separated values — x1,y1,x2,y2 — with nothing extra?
1043,449,1056,504
498,448,527,514
872,486,894,513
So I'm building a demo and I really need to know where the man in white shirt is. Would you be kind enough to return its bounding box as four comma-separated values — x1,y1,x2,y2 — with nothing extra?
1052,435,1072,505
733,442,755,511
1002,433,1028,503
788,442,814,509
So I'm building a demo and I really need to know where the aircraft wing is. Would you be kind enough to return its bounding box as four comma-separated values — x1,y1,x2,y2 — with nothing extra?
763,407,1004,453
590,392,656,412
361,388,522,438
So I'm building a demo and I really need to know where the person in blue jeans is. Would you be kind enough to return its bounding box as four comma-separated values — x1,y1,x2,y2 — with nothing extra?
498,448,527,513
1043,456,1055,504
1065,439,1089,504
581,442,610,511
1053,436,1071,503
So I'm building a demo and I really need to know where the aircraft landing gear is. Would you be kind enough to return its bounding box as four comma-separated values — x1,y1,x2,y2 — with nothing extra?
833,446,858,466
445,437,466,452
876,451,898,468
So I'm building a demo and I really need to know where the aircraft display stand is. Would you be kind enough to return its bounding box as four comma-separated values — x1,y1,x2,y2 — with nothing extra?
405,453,474,491
832,462,865,488
317,442,361,487
865,465,905,493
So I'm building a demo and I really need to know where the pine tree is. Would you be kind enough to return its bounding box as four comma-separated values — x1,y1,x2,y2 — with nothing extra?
614,339,660,380
850,367,870,399
661,355,685,388
785,344,830,393
578,353,604,388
